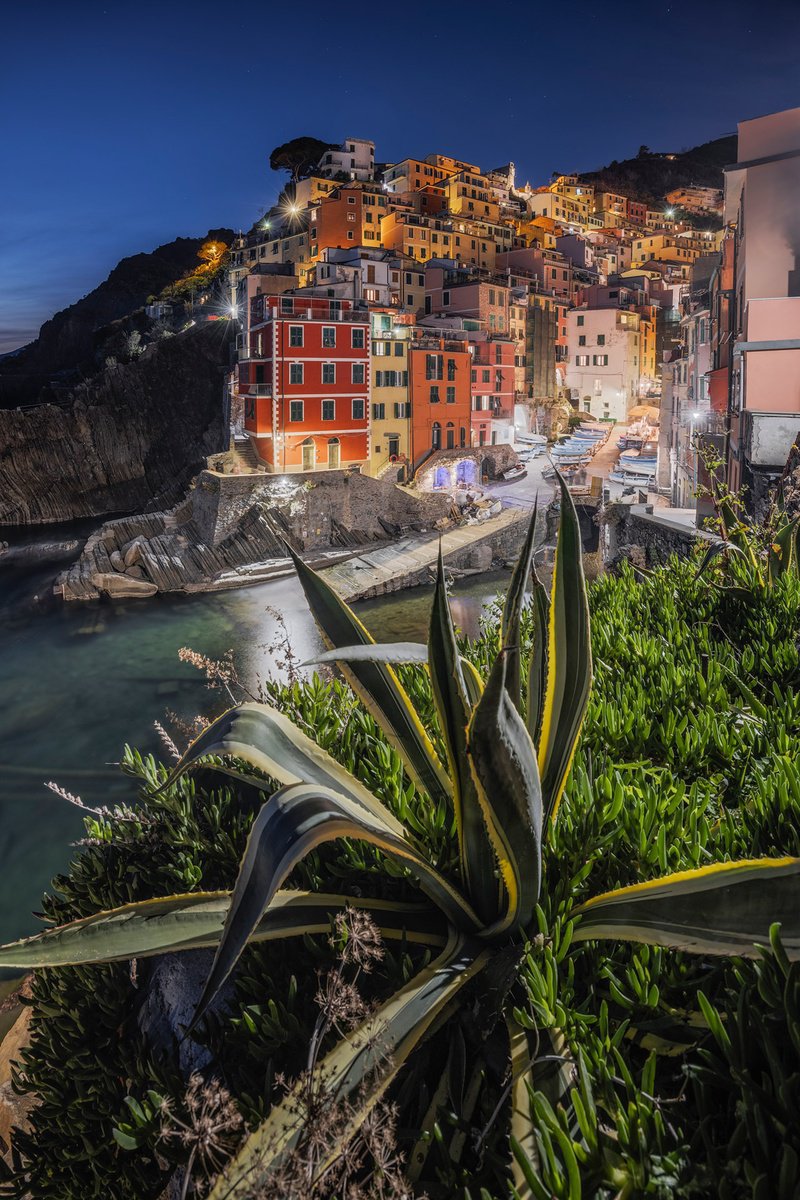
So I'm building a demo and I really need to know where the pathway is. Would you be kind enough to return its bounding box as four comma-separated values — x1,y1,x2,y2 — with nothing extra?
320,506,525,602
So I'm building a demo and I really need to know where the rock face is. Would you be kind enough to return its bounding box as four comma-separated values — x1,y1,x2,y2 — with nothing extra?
0,323,233,526
56,468,454,601
0,230,234,410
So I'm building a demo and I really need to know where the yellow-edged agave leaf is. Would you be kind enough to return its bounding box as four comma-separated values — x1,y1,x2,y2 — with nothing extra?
303,642,429,666
429,551,499,924
508,1020,574,1200
501,500,539,711
537,472,592,824
288,546,450,805
526,563,549,750
467,653,542,935
0,892,447,970
193,782,481,1027
157,702,404,830
208,931,490,1200
573,857,800,957
768,515,799,582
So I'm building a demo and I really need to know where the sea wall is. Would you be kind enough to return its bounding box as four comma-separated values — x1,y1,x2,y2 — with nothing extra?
605,503,714,568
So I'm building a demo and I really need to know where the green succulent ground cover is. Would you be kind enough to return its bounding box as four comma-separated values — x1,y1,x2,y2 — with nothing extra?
6,558,800,1199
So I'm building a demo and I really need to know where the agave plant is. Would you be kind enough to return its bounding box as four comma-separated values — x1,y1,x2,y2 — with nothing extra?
2,476,800,1199
697,477,800,588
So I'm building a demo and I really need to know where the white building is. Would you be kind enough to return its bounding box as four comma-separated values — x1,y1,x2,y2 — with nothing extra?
565,307,642,422
317,138,375,182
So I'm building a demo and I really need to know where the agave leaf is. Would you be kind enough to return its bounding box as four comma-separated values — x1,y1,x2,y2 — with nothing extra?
192,782,481,1027
573,857,800,957
0,892,447,970
508,1020,575,1199
768,515,799,582
158,702,403,829
429,550,499,924
302,642,429,666
526,564,550,750
501,499,539,711
460,656,485,707
468,653,542,934
207,930,490,1200
537,472,592,824
694,536,745,581
288,546,451,805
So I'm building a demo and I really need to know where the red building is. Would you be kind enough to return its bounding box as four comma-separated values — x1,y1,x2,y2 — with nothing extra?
470,337,515,445
240,295,370,473
627,199,648,226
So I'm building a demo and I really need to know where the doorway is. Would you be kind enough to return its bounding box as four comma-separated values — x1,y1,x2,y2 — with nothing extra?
302,440,316,471
327,438,341,470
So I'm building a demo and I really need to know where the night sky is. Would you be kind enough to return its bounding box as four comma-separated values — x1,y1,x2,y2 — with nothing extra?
2,0,799,354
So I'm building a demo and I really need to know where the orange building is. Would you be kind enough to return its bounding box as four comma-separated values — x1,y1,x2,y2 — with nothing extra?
308,185,388,258
408,335,472,470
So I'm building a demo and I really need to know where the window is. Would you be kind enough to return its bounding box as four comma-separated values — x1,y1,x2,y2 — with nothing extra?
255,365,265,385
576,315,585,326
322,400,335,421
289,325,303,347
597,334,605,346
347,195,356,204
471,370,477,383
245,397,255,420
289,400,304,422
352,363,365,384
372,402,385,419
347,231,354,240
352,398,365,420
446,423,455,449
289,363,303,385
394,342,403,357
394,402,411,418
447,358,456,380
430,385,440,403
281,296,293,313
426,354,442,380
322,327,336,348
592,354,609,366
432,422,441,449
352,327,364,348
578,335,586,346
322,363,336,384
594,379,603,394
442,289,450,305
576,354,590,366
482,370,490,383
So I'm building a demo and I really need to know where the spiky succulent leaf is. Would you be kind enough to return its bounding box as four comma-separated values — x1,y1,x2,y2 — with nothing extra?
538,472,592,824
501,500,539,711
192,781,480,1027
429,551,499,923
573,857,800,956
207,931,490,1200
468,653,543,934
0,892,447,969
288,546,451,805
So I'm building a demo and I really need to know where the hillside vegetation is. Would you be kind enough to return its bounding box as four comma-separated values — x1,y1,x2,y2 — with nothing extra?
579,134,736,206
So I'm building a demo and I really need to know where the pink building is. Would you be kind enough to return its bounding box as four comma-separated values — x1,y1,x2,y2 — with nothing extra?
724,105,800,507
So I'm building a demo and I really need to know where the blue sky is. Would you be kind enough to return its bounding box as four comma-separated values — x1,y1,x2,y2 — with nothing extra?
2,0,799,353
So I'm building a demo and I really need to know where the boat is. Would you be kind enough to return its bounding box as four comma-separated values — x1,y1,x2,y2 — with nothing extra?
497,465,528,483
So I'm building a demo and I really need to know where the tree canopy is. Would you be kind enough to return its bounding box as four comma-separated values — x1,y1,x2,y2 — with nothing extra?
269,137,335,182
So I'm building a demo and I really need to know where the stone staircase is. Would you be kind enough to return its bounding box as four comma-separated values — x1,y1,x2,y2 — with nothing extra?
229,436,262,473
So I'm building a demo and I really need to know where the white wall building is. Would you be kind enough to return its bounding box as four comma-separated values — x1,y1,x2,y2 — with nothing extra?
565,308,641,422
317,138,375,182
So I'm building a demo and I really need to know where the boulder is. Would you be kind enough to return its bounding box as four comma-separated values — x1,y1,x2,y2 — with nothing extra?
94,571,158,599
109,550,125,572
465,543,493,571
125,564,146,579
122,538,143,567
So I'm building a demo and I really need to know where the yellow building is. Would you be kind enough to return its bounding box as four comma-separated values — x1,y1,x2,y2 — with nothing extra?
382,157,457,193
366,311,413,477
441,171,502,223
292,175,339,210
631,235,702,268
380,211,499,270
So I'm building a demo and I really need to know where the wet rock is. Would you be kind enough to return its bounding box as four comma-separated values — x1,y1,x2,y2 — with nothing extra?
109,550,125,571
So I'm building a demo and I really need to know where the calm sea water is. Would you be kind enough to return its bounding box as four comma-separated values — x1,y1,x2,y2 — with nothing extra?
0,553,508,945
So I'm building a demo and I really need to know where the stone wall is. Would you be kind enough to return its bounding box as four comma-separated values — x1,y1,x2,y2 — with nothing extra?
605,503,713,568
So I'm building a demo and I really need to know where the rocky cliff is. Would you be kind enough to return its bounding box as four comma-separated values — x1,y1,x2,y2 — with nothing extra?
579,135,736,210
0,230,233,410
0,323,233,526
